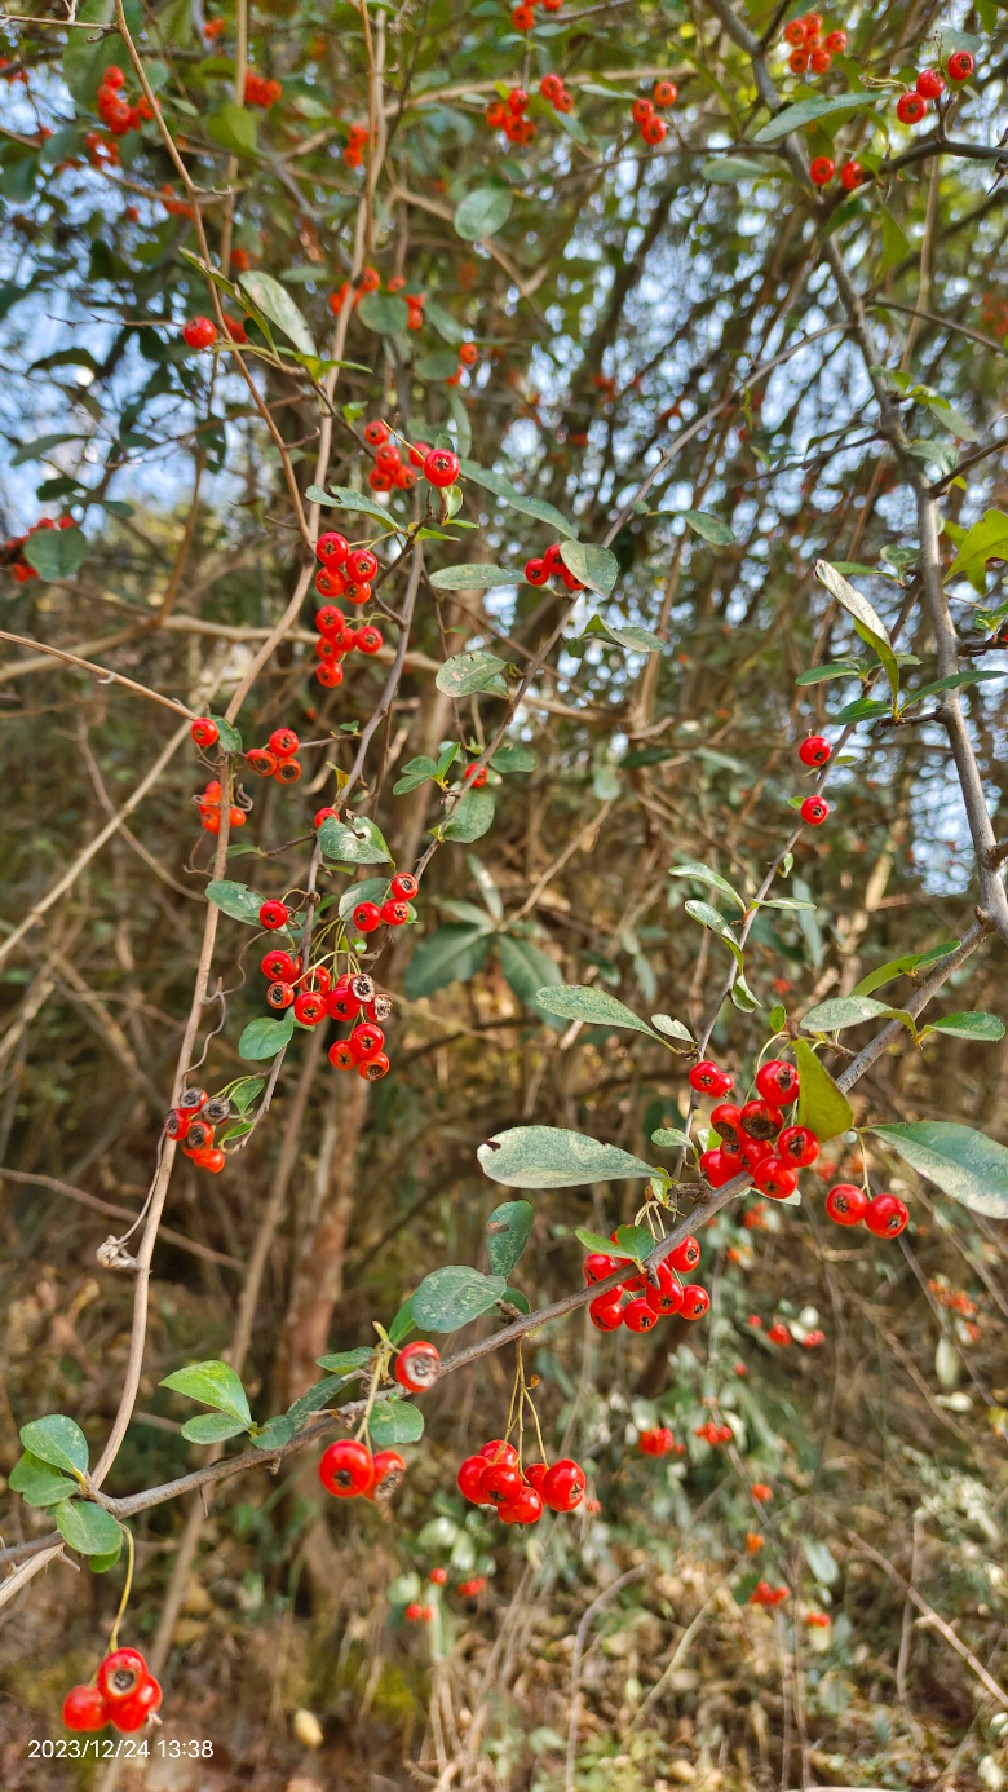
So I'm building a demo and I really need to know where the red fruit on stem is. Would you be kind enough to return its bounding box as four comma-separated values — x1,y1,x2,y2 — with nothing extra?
259,899,290,930
668,1234,701,1274
680,1284,710,1320
916,67,945,99
777,1124,820,1168
353,900,382,933
183,316,216,350
809,156,835,186
190,716,218,750
800,794,829,826
825,1182,868,1226
947,49,974,82
482,1462,523,1506
368,1449,406,1499
623,1295,658,1333
798,734,831,767
740,1099,784,1141
481,1438,519,1465
318,1438,373,1497
840,159,865,190
542,1459,585,1511
689,1060,734,1096
589,1290,624,1330
896,91,928,124
864,1191,909,1237
423,447,460,488
754,1060,800,1105
317,530,349,564
457,1455,489,1501
752,1156,799,1200
63,1685,108,1731
710,1101,742,1151
499,1484,544,1525
97,1649,148,1707
395,1341,440,1392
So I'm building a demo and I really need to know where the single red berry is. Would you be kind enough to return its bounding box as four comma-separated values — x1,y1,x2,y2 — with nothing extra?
294,991,326,1026
668,1234,701,1274
840,158,866,190
429,1566,448,1586
824,27,847,50
803,10,824,33
623,1295,658,1333
524,1462,549,1492
317,530,349,564
680,1284,710,1321
164,1107,190,1140
740,1098,784,1141
630,97,654,126
183,316,216,350
777,1123,820,1168
767,1321,791,1346
916,67,945,99
525,557,549,585
182,1118,214,1153
803,1328,826,1348
178,1086,208,1113
299,964,332,996
800,793,830,825
789,46,810,72
267,980,295,1009
809,156,835,187
380,899,411,926
368,1448,406,1499
63,1685,109,1731
783,19,805,46
111,1673,162,1733
689,1060,734,1097
246,747,278,777
754,1060,800,1105
752,1156,799,1200
799,734,831,767
328,1040,354,1070
741,1136,774,1169
864,1191,909,1238
638,1426,675,1456
457,1455,490,1502
259,899,290,930
347,547,378,583
190,716,218,750
349,1021,384,1063
343,580,372,606
583,1250,620,1283
356,624,383,655
423,447,460,488
542,1459,585,1512
268,727,299,759
653,79,677,107
947,49,974,82
500,1484,545,1525
97,1649,148,1707
395,1341,440,1392
353,900,382,933
482,1462,523,1506
809,46,832,73
641,115,667,145
390,871,418,901
825,1182,868,1226
363,419,389,448
700,1147,734,1188
589,1290,624,1330
316,567,345,598
645,1259,684,1317
262,948,299,980
319,1438,373,1497
896,91,928,124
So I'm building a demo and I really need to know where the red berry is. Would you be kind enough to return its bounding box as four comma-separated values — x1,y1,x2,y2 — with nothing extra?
294,990,326,1026
356,624,383,654
542,1459,585,1512
349,1021,384,1063
318,1438,373,1497
482,1462,523,1505
178,1086,208,1112
190,716,218,749
268,727,298,759
429,1566,448,1585
798,734,831,767
380,899,411,927
800,794,829,825
680,1284,710,1321
947,50,974,82
768,1321,792,1346
789,47,810,72
363,419,389,448
352,900,382,933
368,1448,406,1499
245,747,277,777
261,948,298,980
700,1147,734,1188
457,1457,489,1503
809,156,835,187
97,1649,148,1707
824,28,846,50
740,1098,784,1141
803,1328,825,1349
395,1341,440,1392
783,20,805,45
638,1426,676,1456
500,1483,544,1525
777,1124,820,1168
754,1060,800,1105
630,97,654,126
809,46,832,74
183,316,216,350
752,1156,799,1200
423,447,460,488
803,11,823,33
317,530,349,564
110,1675,162,1733
525,556,548,585
896,91,928,124
63,1685,108,1731
583,1251,620,1283
641,115,667,146
482,1439,519,1466
864,1191,908,1238
589,1290,624,1330
668,1234,701,1274
525,1462,549,1491
653,79,677,107
622,1296,657,1333
916,67,945,99
689,1059,734,1097
259,899,290,930
346,547,378,583
390,871,418,901
825,1182,867,1226
268,980,295,1011
840,158,865,190
645,1260,684,1317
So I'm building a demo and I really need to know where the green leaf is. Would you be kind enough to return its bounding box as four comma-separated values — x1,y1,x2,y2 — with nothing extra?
284,1374,355,1434
485,1199,534,1277
701,155,773,183
651,1127,693,1150
22,527,88,581
250,1415,295,1451
54,1499,122,1558
872,1121,1008,1218
356,292,411,334
853,619,899,708
793,1038,854,1143
477,1126,655,1189
206,99,258,157
208,715,243,754
947,508,1008,592
304,484,400,529
533,983,657,1036
393,755,438,795
369,1399,425,1447
318,814,391,864
922,1012,1005,1043
559,541,619,597
649,1014,695,1048
85,1546,123,1575
412,1266,509,1332
429,564,518,592
575,1226,631,1258
238,272,314,355
387,1301,415,1347
442,789,496,842
497,937,562,1014
315,1348,374,1375
436,650,509,696
19,1414,88,1478
8,1452,80,1507
238,1012,295,1059
836,696,891,723
459,458,578,540
802,1538,839,1586
669,862,746,911
405,925,491,998
180,1413,249,1444
801,995,890,1033
230,1076,265,1115
613,1223,654,1261
454,186,513,240
205,878,265,924
11,432,84,466
795,662,861,685
815,559,891,643
422,297,465,343
753,91,878,142
593,619,666,653
902,670,1001,707
491,745,537,775
161,1359,252,1425
680,508,736,546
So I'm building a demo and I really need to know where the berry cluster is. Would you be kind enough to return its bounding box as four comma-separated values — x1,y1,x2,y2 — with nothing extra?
315,604,383,689
638,1426,686,1457
539,73,575,115
342,120,369,168
750,1580,789,1607
629,80,677,147
457,1440,586,1524
194,778,247,835
405,1566,487,1620
524,541,587,590
695,1419,734,1445
315,530,379,607
245,726,303,784
96,65,152,139
511,0,563,31
697,1058,818,1201
63,1649,162,1734
2,513,75,584
824,1182,908,1236
749,1314,825,1347
164,1086,234,1174
318,1438,406,1499
348,868,419,937
585,1234,708,1333
486,88,537,144
896,51,974,125
243,70,282,108
782,13,846,76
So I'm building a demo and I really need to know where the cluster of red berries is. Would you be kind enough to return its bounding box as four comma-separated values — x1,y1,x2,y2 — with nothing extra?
360,419,420,494
63,1649,162,1734
164,1086,234,1174
243,70,282,108
457,1441,586,1524
809,154,867,190
895,51,974,125
694,1057,822,1201
258,950,394,1082
318,1438,405,1499
695,1419,734,1446
748,1315,825,1347
342,120,369,168
511,0,563,31
629,80,677,147
316,530,380,604
750,1580,789,1607
96,65,152,138
329,270,424,328
523,541,587,590
345,868,419,938
245,725,303,783
314,604,383,689
585,1234,708,1333
824,1182,908,1237
638,1426,686,1457
2,513,75,583
782,13,846,76
539,73,575,115
797,733,831,825
486,87,538,144
194,779,247,835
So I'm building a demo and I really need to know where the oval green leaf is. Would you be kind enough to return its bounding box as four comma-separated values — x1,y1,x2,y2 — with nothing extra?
559,541,619,597
429,565,518,592
369,1399,426,1447
533,984,655,1036
477,1125,656,1189
801,995,890,1033
412,1265,509,1332
160,1359,252,1425
793,1037,854,1143
55,1499,122,1558
19,1413,88,1478
436,650,509,696
454,186,513,240
485,1199,534,1278
872,1121,1008,1218
238,1011,295,1059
